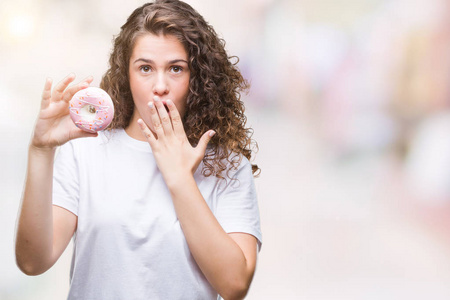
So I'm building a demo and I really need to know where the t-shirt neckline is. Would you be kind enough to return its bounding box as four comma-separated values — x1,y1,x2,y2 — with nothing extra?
113,128,152,153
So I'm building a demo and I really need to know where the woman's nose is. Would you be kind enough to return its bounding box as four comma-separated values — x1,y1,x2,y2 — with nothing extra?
152,73,169,96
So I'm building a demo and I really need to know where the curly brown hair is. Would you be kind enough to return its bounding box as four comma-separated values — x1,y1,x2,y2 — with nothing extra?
100,0,259,178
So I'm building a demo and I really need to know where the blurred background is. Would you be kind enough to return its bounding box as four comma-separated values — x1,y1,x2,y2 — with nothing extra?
3,0,450,299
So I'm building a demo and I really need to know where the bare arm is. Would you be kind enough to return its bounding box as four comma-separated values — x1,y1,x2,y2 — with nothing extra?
169,176,258,300
15,146,77,275
15,74,96,275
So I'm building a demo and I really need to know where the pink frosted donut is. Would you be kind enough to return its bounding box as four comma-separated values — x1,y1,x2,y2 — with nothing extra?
69,87,114,133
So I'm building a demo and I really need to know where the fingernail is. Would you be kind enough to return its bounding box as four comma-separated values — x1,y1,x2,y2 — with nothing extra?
148,102,154,108
154,96,160,102
209,131,216,137
166,99,172,105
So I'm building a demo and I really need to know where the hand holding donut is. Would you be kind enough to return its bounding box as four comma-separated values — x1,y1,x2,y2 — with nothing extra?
137,96,215,186
31,74,98,150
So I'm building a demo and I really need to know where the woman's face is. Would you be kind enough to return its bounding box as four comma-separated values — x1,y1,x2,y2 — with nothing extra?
128,33,190,133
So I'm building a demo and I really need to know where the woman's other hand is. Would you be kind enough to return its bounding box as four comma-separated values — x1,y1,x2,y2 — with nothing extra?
137,96,215,187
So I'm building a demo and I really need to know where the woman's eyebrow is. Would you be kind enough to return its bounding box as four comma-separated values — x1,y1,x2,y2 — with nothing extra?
133,58,188,64
168,59,188,64
133,58,154,64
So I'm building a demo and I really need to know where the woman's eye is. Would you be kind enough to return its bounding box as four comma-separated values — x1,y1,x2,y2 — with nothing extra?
171,66,182,73
140,66,151,73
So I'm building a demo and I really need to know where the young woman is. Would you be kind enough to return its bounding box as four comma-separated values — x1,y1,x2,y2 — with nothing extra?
15,1,262,299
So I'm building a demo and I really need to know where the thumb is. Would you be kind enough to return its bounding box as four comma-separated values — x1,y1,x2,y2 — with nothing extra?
196,130,215,154
69,128,99,140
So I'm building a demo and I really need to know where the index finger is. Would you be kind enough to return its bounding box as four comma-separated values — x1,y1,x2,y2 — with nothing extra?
165,99,185,137
62,76,94,102
53,73,76,101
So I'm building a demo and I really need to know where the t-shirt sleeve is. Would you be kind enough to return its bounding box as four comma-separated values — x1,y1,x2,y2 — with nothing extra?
53,141,79,216
215,158,262,250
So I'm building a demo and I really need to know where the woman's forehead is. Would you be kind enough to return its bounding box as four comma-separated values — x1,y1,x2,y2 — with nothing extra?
131,33,188,60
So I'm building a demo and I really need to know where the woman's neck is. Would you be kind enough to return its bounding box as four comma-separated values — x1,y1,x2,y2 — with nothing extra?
124,112,147,141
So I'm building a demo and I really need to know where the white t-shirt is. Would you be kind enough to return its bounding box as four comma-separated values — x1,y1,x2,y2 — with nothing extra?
52,129,262,300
